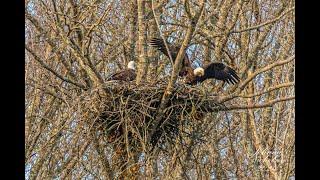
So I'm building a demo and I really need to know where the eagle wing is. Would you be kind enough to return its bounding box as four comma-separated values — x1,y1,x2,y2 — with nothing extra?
148,38,179,59
107,69,136,81
204,62,240,84
149,38,192,77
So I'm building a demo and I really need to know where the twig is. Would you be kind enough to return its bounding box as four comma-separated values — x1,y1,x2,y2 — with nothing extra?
26,46,86,89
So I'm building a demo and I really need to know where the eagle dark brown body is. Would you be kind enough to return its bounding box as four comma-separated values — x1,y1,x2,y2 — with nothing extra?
107,69,136,81
107,61,137,81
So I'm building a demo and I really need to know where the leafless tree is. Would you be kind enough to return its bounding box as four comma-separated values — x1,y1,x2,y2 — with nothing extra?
25,0,294,179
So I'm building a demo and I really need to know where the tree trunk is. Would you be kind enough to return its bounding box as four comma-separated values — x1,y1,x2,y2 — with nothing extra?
136,0,149,84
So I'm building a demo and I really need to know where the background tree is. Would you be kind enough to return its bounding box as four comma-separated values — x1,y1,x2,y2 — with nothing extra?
25,0,295,179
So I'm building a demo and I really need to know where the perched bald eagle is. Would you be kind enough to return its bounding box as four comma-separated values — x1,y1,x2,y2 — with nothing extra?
184,62,240,85
107,61,137,81
149,38,191,77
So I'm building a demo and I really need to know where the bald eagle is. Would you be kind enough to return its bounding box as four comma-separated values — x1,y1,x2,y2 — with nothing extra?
107,61,137,81
148,38,191,77
184,62,240,85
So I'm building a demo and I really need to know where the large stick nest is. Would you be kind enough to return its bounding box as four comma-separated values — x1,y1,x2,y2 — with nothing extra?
82,81,225,151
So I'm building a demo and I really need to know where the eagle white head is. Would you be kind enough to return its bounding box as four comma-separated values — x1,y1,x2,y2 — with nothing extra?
127,61,136,70
194,67,205,76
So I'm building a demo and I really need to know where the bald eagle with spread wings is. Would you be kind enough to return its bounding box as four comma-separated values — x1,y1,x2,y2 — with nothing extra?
148,38,191,77
149,37,240,85
107,61,137,81
184,62,240,85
